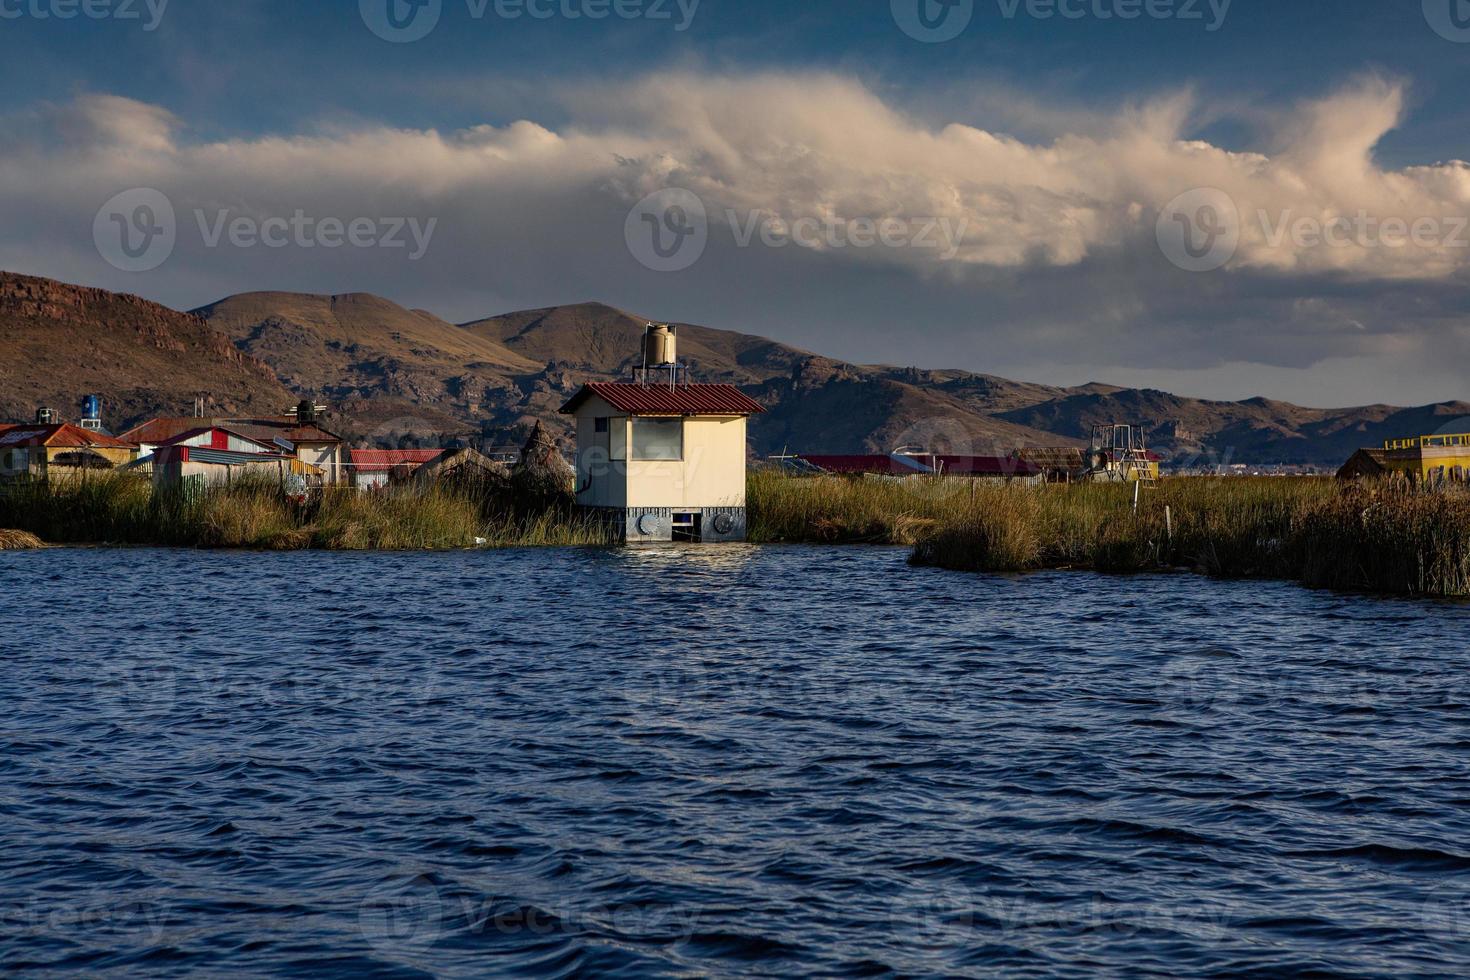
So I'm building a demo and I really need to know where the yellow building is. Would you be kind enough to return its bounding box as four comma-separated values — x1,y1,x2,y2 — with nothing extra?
559,326,765,542
1380,433,1470,484
0,422,138,480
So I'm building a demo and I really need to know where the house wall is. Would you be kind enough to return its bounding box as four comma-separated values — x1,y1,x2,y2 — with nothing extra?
625,416,748,509
571,400,749,510
42,446,137,473
154,456,292,489
297,443,343,484
356,471,391,490
170,430,273,454
1384,446,1470,483
574,402,628,509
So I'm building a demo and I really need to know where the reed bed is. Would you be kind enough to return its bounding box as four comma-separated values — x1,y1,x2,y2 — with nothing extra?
6,470,1468,595
0,473,616,551
753,471,1470,598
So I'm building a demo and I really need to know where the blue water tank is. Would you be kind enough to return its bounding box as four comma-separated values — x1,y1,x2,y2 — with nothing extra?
82,395,101,420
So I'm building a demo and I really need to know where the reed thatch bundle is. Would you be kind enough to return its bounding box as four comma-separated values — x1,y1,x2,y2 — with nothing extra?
0,529,45,550
511,422,575,511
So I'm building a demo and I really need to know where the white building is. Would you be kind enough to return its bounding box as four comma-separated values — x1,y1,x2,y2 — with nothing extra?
559,325,764,543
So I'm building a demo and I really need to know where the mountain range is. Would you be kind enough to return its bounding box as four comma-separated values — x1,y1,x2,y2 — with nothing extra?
2,270,1466,466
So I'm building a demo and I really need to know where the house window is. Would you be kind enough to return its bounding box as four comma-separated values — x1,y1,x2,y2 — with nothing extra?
631,417,683,460
594,417,609,434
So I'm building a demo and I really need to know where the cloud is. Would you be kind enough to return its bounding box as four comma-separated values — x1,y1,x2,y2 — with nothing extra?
0,74,1467,405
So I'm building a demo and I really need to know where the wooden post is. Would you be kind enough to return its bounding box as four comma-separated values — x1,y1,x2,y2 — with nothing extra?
1165,505,1173,540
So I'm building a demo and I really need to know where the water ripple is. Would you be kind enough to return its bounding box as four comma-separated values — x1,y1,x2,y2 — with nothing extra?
1,546,1469,976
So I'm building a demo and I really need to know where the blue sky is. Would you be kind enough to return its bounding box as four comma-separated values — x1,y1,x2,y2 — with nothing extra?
2,0,1470,406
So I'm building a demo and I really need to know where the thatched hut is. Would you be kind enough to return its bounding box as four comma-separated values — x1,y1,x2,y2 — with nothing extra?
1337,449,1389,480
414,448,510,494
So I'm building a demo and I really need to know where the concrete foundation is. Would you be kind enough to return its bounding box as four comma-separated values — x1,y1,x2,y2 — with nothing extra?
585,506,749,544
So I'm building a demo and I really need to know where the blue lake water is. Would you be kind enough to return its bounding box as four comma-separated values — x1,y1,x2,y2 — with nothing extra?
3,545,1470,977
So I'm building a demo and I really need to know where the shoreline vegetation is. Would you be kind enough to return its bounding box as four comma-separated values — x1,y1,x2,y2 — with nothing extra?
748,471,1470,598
0,474,615,551
2,472,1468,597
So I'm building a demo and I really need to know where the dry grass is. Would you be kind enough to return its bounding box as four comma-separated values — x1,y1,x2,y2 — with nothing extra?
754,472,1470,597
0,474,615,551
8,470,1466,595
0,529,45,550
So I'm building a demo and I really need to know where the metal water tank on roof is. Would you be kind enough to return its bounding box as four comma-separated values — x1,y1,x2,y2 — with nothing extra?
643,324,677,366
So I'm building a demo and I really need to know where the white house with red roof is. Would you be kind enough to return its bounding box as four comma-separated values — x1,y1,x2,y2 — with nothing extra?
559,324,765,543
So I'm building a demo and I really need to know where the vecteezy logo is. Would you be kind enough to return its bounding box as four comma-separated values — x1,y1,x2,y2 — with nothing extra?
360,0,442,42
624,188,708,273
93,188,176,273
1425,0,1470,42
892,0,973,42
358,873,445,955
1156,188,1240,273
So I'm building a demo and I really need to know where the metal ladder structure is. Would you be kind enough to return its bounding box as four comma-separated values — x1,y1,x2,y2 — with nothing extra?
1090,424,1157,484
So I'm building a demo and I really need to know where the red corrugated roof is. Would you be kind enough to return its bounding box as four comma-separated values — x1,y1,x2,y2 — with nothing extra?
800,454,1042,477
348,449,445,473
560,383,765,416
121,417,343,446
119,417,207,446
0,423,136,450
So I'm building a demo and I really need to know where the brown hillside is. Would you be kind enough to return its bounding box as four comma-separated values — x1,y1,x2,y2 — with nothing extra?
0,272,296,429
5,273,1462,463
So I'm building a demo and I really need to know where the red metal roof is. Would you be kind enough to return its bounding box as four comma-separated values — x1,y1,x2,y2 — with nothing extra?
0,423,136,450
121,417,343,447
560,383,765,416
800,454,1043,477
348,448,445,473
118,417,204,446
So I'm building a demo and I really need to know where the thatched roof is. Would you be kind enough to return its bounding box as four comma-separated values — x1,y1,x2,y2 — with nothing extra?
1337,448,1388,480
414,448,509,486
513,422,574,484
1017,447,1088,473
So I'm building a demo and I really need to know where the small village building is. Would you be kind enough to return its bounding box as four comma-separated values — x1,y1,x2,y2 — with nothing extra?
348,448,446,489
121,414,348,486
147,426,315,489
151,443,311,490
0,422,138,480
559,325,765,543
1376,433,1470,485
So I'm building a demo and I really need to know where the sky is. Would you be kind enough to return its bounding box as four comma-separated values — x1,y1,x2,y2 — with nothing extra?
2,0,1469,407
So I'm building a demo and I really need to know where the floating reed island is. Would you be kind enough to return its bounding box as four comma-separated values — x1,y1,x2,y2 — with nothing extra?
747,471,1470,598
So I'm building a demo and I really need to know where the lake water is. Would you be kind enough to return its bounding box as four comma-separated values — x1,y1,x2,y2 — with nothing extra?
3,545,1470,977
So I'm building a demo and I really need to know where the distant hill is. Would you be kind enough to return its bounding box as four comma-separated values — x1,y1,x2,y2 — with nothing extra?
3,271,1464,464
0,272,296,428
